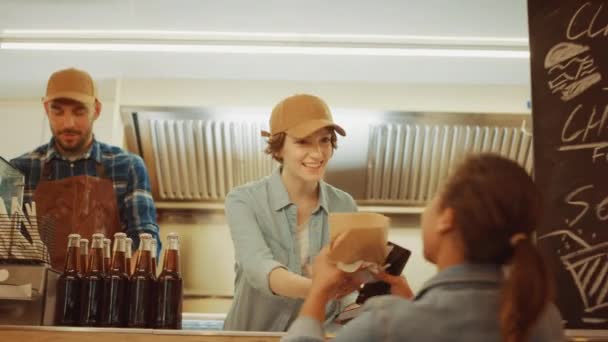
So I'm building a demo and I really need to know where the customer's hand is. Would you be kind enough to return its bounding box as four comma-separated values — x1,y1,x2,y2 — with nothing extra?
310,247,350,300
299,247,354,322
375,271,414,299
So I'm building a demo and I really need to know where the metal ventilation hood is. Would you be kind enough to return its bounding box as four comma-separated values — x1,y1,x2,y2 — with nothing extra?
122,107,533,212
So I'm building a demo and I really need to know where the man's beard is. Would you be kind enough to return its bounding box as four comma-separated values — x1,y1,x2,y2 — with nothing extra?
54,128,92,155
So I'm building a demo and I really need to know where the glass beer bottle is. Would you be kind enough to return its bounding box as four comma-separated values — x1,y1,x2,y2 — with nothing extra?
54,233,82,326
101,232,130,327
151,239,157,277
103,238,112,273
79,233,106,326
155,233,183,329
128,233,157,328
78,238,89,275
125,237,133,277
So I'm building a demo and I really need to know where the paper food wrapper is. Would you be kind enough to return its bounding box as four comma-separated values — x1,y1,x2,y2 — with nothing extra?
328,212,389,270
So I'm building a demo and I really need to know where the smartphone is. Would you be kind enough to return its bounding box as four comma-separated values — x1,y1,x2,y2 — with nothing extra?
355,241,411,305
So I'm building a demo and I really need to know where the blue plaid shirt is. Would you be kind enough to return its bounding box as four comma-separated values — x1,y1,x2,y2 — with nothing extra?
10,138,161,252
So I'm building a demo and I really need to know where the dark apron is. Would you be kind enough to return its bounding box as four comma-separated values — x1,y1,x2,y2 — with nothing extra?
33,160,121,270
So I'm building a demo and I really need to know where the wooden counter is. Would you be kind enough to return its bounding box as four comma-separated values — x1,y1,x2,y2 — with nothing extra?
3,325,608,341
0,325,283,342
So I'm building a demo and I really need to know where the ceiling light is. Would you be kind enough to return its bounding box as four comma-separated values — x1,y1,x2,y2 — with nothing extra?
0,42,528,58
0,30,529,58
1,29,528,46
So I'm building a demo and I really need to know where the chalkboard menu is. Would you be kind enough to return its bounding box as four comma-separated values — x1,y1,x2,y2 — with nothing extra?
528,0,608,330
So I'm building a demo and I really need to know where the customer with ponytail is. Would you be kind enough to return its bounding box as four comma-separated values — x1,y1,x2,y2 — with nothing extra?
282,153,564,342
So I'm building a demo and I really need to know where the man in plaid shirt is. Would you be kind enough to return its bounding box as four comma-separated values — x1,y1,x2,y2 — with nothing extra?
10,68,160,267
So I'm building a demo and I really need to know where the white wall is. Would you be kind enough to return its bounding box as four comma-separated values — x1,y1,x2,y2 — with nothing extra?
0,101,48,160
120,79,532,114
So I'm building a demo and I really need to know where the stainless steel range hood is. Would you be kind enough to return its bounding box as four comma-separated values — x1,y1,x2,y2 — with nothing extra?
121,108,533,211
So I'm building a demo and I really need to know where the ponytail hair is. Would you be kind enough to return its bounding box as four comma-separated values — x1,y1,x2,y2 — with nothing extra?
438,154,553,342
500,238,553,342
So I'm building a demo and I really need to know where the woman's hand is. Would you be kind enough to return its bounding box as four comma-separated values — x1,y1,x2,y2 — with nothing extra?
375,271,414,299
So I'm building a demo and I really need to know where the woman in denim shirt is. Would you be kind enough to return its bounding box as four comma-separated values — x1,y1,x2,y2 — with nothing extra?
223,94,358,332
284,154,565,342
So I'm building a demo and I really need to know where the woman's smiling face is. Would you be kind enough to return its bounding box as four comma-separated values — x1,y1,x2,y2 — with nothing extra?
278,127,335,184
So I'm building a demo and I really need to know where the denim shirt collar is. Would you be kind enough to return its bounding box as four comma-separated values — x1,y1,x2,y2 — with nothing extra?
415,263,504,300
268,167,329,213
44,137,101,163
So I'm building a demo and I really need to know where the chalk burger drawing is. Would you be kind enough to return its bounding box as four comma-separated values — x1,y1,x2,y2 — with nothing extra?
545,42,602,101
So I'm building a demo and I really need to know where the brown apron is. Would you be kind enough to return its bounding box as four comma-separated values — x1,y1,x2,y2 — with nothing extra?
33,160,121,270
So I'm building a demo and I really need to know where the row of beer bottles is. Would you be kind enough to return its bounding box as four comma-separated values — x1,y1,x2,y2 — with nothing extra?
55,232,183,329
78,234,159,277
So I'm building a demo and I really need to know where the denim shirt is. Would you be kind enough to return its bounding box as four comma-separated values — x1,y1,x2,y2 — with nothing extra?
223,168,358,332
283,263,565,342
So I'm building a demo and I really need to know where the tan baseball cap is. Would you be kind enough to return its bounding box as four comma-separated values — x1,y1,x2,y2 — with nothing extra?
261,94,346,139
42,68,98,104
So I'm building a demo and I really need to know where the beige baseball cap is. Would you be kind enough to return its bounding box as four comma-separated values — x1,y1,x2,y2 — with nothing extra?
261,94,346,139
42,68,98,104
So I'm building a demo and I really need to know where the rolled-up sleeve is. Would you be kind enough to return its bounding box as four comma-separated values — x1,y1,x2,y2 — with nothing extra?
225,190,284,297
123,154,161,254
348,197,358,212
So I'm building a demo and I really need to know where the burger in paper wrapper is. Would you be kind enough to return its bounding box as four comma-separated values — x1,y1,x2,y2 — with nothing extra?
328,212,389,272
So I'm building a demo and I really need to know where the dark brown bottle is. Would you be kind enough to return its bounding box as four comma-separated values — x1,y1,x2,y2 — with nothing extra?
54,233,82,326
103,238,112,273
101,232,129,327
128,233,157,328
151,239,157,277
155,233,183,329
78,238,89,275
79,233,106,326
125,237,133,277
